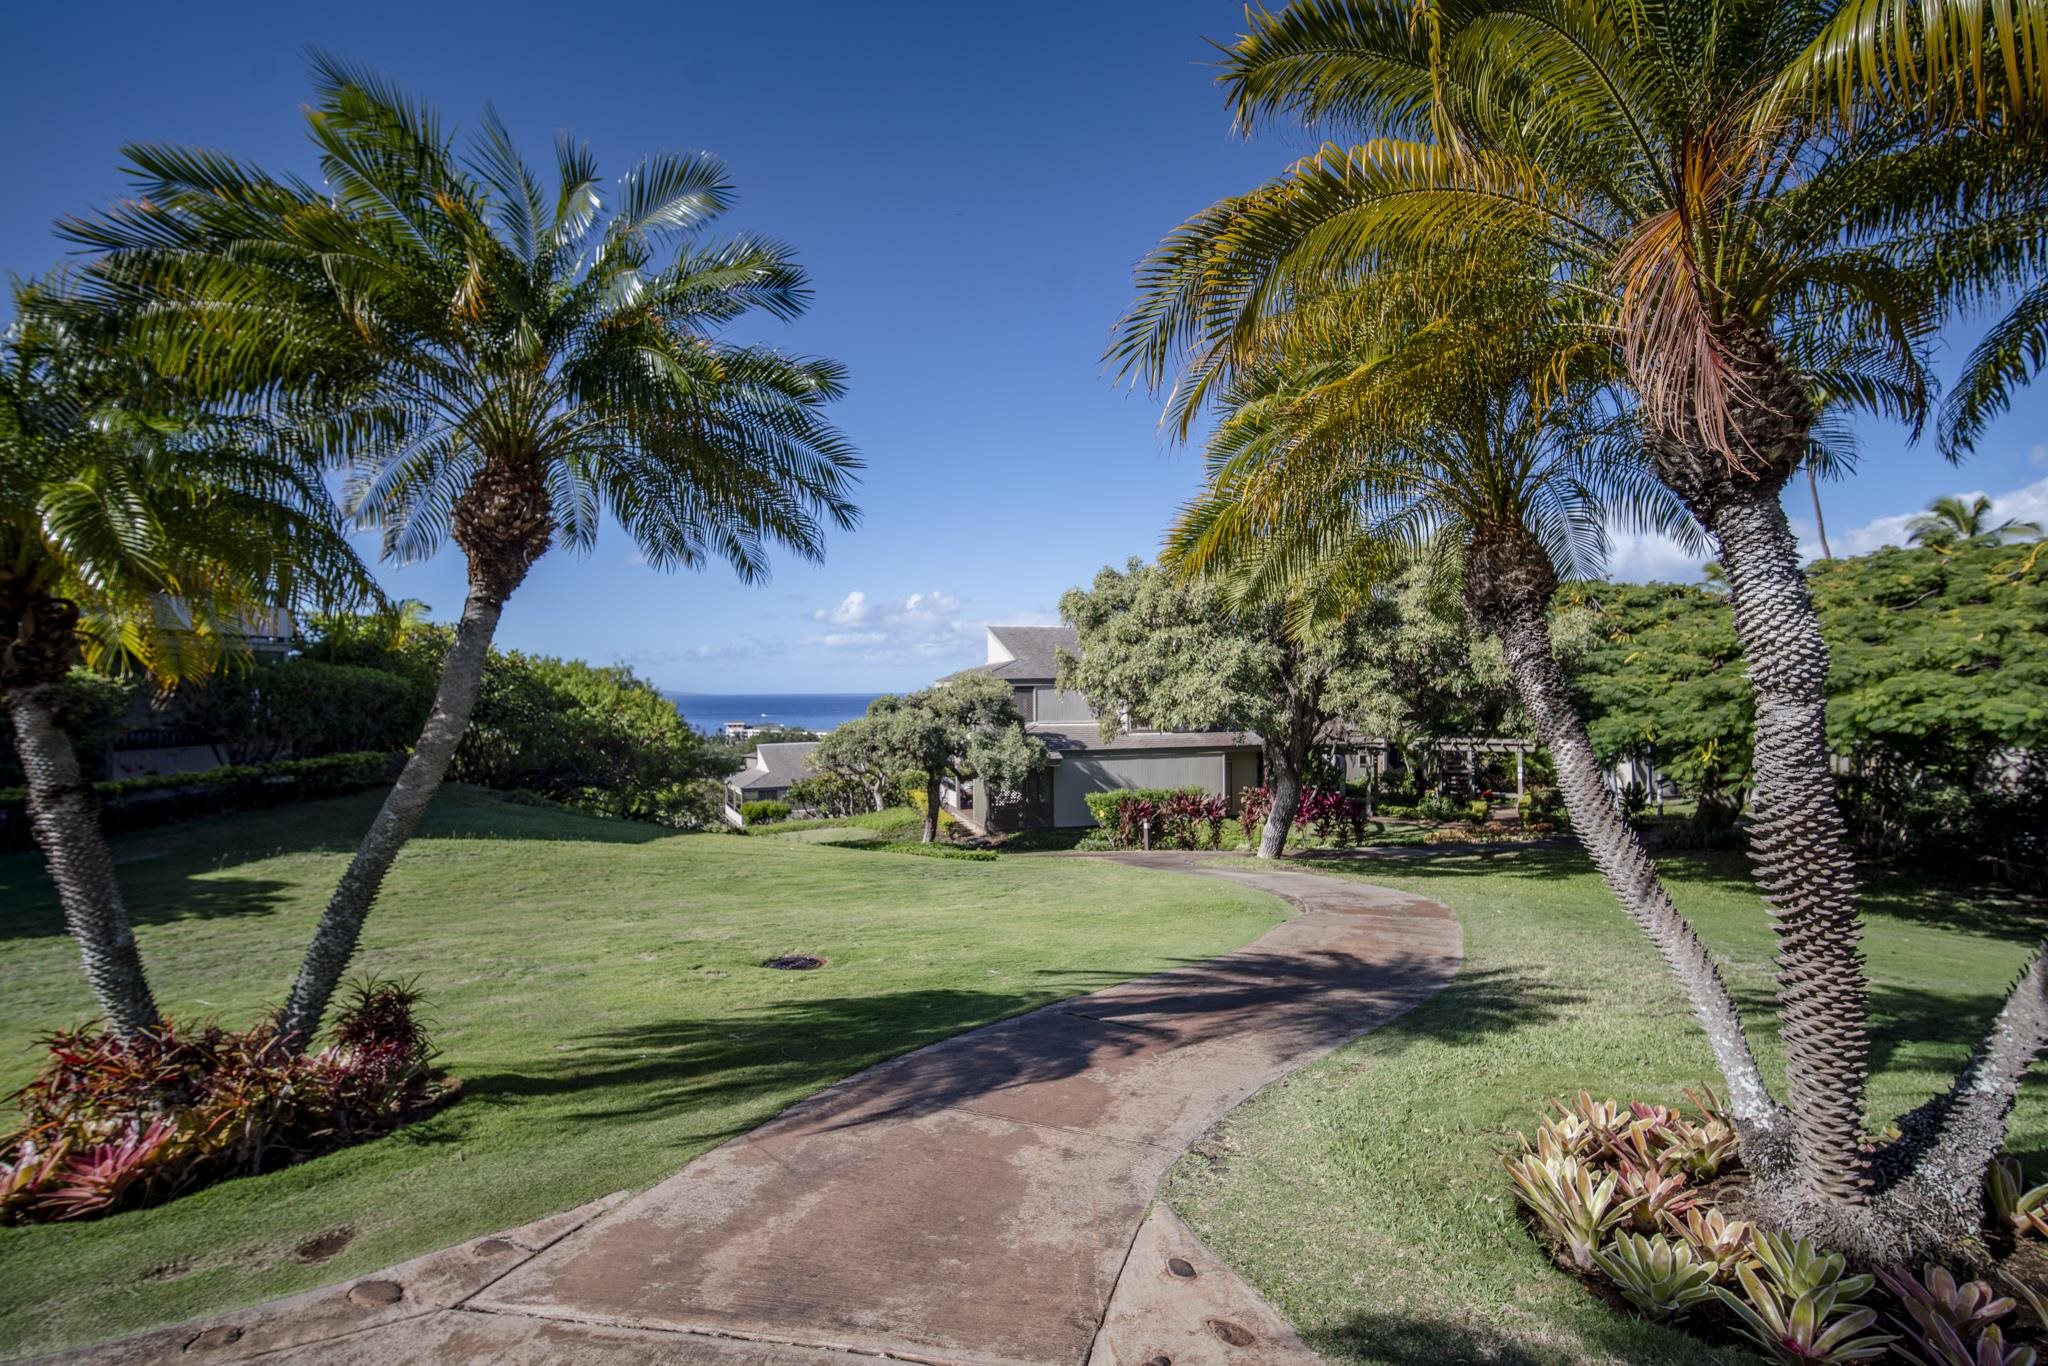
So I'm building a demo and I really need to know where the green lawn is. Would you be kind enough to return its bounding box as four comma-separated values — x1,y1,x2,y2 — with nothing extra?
0,788,1285,1358
1163,848,2048,1366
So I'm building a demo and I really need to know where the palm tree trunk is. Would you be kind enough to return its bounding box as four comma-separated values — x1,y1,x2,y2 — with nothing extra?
1705,481,1871,1208
7,685,160,1039
1808,464,1833,560
1877,946,2048,1251
274,589,504,1051
1260,739,1301,859
1481,594,1788,1157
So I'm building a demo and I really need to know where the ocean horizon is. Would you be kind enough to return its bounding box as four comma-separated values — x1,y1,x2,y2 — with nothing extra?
667,692,883,734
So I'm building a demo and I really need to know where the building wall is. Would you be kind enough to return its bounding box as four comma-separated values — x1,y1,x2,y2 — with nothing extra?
1031,687,1095,723
1051,750,1234,828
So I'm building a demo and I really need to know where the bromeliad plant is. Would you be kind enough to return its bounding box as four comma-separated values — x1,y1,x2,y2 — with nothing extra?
0,980,437,1223
1509,1092,2048,1359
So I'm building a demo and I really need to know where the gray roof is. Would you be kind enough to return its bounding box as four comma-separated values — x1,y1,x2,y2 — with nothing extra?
1028,722,1262,756
973,625,1080,682
730,741,820,792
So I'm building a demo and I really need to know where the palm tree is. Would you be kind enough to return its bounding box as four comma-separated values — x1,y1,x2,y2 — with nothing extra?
1908,492,2044,547
66,57,860,1051
1113,0,2043,1257
1168,308,1789,1155
1,295,374,1039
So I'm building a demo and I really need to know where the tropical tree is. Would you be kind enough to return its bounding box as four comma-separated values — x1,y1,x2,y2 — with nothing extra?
1113,0,2047,1257
1908,492,2043,548
820,675,1044,843
1167,317,1788,1144
0,297,373,1038
64,57,860,1051
1056,558,1374,857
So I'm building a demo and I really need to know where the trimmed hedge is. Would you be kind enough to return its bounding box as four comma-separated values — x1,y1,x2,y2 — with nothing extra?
739,800,791,826
1,752,395,851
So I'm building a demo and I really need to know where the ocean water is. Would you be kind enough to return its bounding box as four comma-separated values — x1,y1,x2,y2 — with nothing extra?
668,692,883,734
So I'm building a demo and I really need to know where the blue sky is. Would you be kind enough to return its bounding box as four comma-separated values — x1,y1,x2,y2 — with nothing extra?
6,2,2046,693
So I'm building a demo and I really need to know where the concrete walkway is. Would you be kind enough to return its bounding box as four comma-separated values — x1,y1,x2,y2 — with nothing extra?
55,856,1461,1366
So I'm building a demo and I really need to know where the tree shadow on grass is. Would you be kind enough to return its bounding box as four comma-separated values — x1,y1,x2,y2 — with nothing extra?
459,951,1571,1149
0,786,685,942
1314,1308,1743,1366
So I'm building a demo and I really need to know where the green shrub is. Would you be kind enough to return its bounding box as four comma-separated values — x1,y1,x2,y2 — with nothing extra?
1415,793,1464,822
0,670,134,786
184,658,426,763
1465,797,1492,826
0,752,393,851
740,800,791,825
877,843,997,862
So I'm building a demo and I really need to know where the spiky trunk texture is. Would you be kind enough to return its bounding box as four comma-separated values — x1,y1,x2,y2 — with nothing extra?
1259,741,1302,859
1466,528,1789,1160
8,683,162,1039
1646,334,1874,1232
276,457,550,1053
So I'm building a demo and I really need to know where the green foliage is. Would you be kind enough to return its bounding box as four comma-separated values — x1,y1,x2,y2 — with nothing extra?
1518,787,1568,830
0,752,391,849
64,57,859,591
1502,1140,1633,1272
816,676,1045,824
302,613,724,827
0,671,133,786
1715,1232,1891,1364
739,800,790,826
1592,1233,1718,1321
181,658,426,764
1990,1155,2048,1238
1563,544,2048,882
785,771,874,819
872,843,997,863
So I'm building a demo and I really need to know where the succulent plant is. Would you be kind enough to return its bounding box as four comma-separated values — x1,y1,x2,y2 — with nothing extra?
1877,1263,2031,1366
1503,1148,1635,1271
1715,1265,1896,1364
1990,1156,2048,1239
1673,1205,1753,1279
1750,1230,1875,1304
1615,1157,1697,1233
1661,1113,1742,1181
1594,1232,1718,1320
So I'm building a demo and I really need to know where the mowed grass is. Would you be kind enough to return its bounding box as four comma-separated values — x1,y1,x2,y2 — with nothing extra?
0,788,1285,1358
1164,848,2048,1366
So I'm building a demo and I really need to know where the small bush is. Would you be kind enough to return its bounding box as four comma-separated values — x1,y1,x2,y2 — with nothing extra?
740,800,791,825
1415,793,1465,823
1087,788,1223,850
0,981,437,1224
878,843,998,862
1519,787,1568,828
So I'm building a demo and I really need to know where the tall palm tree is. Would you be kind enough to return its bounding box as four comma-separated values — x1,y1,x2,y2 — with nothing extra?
1908,492,2044,547
1,295,374,1039
1113,0,2043,1256
66,57,860,1051
1169,309,1789,1155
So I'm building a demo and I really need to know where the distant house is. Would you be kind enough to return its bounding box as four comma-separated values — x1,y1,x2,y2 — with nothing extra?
723,742,820,825
944,626,1263,832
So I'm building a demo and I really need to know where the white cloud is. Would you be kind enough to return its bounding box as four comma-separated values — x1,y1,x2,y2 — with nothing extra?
2030,443,2047,468
1814,474,2048,559
802,588,990,665
1603,526,1710,584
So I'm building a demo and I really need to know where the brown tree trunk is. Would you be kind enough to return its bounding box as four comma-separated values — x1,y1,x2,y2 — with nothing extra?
7,684,162,1039
277,455,552,1054
1260,739,1301,859
275,588,505,1050
922,776,941,844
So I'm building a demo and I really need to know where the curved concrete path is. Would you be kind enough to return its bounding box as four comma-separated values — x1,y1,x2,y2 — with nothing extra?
52,857,1460,1366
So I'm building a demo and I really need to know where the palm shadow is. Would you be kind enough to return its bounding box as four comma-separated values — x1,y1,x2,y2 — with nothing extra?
461,948,1573,1149
0,785,687,942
